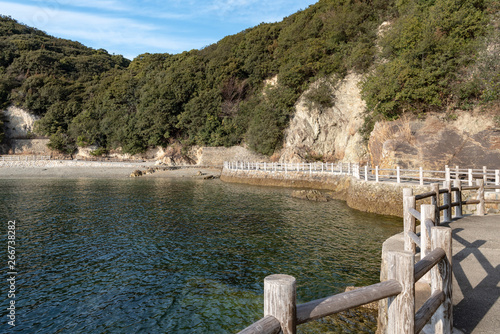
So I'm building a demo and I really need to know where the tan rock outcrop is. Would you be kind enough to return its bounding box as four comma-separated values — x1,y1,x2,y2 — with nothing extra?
2,106,39,139
368,113,500,169
280,73,367,163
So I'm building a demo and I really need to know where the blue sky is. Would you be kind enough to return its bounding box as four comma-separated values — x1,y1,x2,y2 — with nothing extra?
0,0,318,60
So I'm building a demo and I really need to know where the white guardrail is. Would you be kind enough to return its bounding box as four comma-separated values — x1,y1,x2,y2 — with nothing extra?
224,161,500,188
1,155,51,161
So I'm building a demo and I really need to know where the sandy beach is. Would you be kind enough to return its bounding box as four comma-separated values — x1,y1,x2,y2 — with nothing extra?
0,160,222,179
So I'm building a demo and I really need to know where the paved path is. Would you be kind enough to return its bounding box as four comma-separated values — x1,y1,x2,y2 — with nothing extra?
443,215,500,334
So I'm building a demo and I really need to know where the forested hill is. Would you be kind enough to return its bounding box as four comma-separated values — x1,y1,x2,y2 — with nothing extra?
1,0,498,156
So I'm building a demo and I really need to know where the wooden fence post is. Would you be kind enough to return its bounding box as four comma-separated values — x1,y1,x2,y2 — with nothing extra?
420,167,424,185
387,251,414,334
431,183,441,225
468,169,473,186
403,188,416,253
445,165,450,182
365,166,368,181
476,179,485,216
455,166,460,181
483,166,487,184
264,274,296,334
420,204,436,282
397,166,401,183
431,227,453,334
453,179,463,218
376,166,379,182
442,181,451,224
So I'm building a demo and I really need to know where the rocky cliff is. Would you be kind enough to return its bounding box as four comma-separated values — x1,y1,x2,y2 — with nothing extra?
368,113,500,169
279,73,367,163
278,74,500,169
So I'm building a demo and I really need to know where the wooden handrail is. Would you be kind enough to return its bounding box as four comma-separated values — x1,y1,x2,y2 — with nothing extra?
236,223,453,334
238,315,281,334
414,248,445,282
414,291,445,333
296,280,402,325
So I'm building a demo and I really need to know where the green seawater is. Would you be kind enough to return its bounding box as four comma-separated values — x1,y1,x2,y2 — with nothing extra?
0,178,402,333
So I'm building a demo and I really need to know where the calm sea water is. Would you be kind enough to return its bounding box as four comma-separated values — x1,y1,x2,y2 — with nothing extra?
0,178,402,333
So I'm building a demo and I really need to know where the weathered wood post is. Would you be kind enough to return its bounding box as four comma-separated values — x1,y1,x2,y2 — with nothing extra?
376,166,379,182
453,179,463,218
264,274,296,334
403,188,416,253
431,183,441,225
365,165,369,181
431,227,453,334
445,165,450,183
340,162,343,175
455,166,460,181
321,162,324,173
420,167,424,185
348,162,351,175
468,169,473,186
421,204,436,282
264,162,267,171
397,166,401,183
496,170,500,193
483,166,487,184
476,179,485,216
442,181,452,223
387,251,415,334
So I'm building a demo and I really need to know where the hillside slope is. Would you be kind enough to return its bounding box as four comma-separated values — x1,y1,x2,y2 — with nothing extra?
1,0,499,158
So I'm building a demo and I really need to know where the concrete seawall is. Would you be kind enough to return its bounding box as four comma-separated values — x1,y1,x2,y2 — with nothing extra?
221,168,429,217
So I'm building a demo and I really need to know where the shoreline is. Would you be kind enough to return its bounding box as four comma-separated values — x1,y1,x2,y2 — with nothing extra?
0,160,222,179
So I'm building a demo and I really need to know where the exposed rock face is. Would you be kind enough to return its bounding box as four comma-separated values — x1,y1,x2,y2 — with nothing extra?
369,113,500,169
280,73,367,163
2,106,39,139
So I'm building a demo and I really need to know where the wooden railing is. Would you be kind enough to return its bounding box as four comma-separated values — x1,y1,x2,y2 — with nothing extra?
403,181,500,255
224,162,500,187
237,223,452,334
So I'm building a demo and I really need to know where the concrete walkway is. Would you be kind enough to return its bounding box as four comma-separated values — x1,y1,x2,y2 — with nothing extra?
443,215,500,334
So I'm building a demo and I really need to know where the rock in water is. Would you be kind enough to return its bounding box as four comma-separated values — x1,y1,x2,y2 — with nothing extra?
130,170,143,177
291,190,330,202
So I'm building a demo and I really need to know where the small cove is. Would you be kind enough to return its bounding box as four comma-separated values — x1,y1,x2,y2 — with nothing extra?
0,177,402,333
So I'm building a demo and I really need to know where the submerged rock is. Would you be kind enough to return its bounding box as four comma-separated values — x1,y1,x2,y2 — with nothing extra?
291,189,331,202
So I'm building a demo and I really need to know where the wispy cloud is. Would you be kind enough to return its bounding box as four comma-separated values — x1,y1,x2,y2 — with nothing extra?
0,0,316,59
0,1,210,58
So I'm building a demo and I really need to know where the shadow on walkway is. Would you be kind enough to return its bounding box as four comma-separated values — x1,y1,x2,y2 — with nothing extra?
444,216,500,333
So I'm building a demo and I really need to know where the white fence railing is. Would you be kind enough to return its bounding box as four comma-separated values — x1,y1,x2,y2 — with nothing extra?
224,162,500,188
0,155,51,161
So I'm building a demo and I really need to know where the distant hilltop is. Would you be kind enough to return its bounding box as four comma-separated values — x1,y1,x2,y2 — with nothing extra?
1,0,499,169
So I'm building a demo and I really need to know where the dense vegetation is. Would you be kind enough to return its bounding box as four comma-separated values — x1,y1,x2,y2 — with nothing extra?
0,0,498,155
